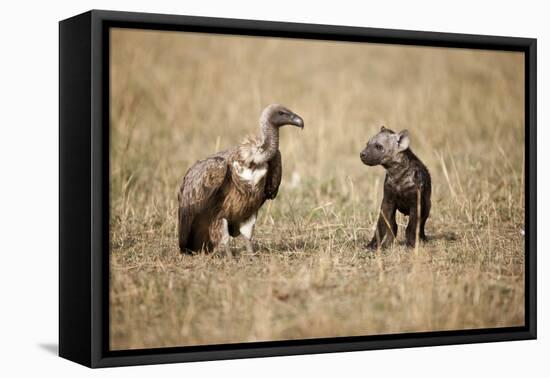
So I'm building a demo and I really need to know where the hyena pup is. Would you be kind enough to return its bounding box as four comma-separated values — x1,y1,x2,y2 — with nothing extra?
360,126,431,249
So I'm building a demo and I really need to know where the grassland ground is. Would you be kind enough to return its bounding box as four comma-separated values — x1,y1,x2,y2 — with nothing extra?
109,29,525,350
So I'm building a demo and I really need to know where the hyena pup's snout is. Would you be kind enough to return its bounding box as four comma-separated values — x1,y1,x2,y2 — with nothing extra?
359,149,367,163
360,145,380,166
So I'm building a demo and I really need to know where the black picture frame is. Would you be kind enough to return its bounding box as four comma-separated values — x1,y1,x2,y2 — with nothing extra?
59,9,537,368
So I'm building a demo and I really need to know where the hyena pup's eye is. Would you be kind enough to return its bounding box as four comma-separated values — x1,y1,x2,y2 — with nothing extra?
375,143,384,151
278,111,285,116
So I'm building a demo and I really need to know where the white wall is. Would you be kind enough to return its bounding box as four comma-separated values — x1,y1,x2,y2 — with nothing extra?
0,0,546,376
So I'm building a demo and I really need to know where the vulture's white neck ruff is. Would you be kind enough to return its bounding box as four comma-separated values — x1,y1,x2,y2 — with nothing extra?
238,118,280,166
233,161,268,187
234,114,280,187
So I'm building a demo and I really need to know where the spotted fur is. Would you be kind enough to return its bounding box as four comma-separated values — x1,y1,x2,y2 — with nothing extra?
360,126,432,249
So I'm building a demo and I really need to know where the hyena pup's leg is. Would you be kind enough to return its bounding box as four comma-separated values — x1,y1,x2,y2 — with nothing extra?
368,199,397,250
405,206,422,247
419,198,430,241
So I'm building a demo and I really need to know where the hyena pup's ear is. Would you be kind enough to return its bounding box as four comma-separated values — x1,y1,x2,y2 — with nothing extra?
396,130,410,151
380,125,386,132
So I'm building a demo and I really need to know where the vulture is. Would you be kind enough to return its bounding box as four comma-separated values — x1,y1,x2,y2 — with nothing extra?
178,104,304,255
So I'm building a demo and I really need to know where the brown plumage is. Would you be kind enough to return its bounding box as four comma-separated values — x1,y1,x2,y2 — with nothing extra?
178,104,304,255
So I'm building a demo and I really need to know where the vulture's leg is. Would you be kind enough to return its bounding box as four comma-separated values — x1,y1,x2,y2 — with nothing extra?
210,218,232,258
239,213,257,254
220,218,232,258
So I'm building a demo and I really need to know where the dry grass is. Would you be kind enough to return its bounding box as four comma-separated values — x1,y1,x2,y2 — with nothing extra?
109,28,525,350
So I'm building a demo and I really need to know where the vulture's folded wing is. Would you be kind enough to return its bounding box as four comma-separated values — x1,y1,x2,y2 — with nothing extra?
264,150,282,200
178,156,228,251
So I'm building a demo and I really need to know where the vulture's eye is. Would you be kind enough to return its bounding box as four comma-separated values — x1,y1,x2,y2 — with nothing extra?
278,111,285,116
375,143,384,151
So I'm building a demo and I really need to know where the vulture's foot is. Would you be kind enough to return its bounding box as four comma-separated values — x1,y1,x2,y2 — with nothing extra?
223,244,233,258
243,238,254,254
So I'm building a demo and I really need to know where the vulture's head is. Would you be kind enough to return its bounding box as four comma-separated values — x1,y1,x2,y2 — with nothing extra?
360,126,410,166
261,104,304,129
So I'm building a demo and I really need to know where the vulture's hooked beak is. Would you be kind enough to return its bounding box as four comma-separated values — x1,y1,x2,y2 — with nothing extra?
290,114,304,129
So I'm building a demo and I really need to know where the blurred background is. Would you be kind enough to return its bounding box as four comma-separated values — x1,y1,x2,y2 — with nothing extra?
109,28,524,350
